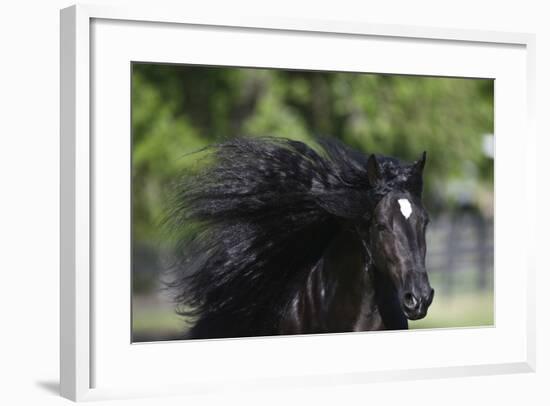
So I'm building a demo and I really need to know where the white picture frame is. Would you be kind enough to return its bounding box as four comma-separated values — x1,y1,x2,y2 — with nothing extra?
60,4,536,402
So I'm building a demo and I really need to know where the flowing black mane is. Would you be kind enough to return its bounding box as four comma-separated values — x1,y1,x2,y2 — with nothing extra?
166,137,429,339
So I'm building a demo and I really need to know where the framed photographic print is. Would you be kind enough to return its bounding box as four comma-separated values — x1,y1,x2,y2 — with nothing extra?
60,4,536,401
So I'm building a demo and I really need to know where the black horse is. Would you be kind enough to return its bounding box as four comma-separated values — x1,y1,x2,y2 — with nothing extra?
166,137,434,339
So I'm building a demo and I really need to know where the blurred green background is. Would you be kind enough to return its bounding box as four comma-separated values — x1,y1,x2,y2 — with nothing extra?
131,63,494,341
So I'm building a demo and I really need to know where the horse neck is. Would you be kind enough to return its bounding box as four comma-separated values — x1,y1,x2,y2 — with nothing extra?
280,226,407,334
326,229,408,331
279,227,366,334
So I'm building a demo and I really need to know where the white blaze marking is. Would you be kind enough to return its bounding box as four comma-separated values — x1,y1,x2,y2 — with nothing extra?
398,198,412,219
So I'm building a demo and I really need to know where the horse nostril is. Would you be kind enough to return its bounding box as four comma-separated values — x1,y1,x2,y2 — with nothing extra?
403,292,419,311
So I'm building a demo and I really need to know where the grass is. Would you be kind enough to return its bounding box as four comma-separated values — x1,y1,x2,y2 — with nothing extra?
409,291,494,329
132,306,185,337
132,290,494,340
132,310,182,334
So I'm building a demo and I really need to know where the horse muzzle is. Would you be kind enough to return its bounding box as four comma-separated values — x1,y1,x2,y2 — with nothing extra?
401,287,434,320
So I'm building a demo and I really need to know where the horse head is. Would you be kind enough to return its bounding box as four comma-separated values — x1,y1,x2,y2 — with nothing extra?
359,152,434,321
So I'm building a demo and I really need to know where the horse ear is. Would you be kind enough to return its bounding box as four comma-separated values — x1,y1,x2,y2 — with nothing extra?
412,151,427,175
408,151,426,197
367,154,382,187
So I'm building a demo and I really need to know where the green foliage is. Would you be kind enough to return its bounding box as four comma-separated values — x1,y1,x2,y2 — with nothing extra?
132,64,493,242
